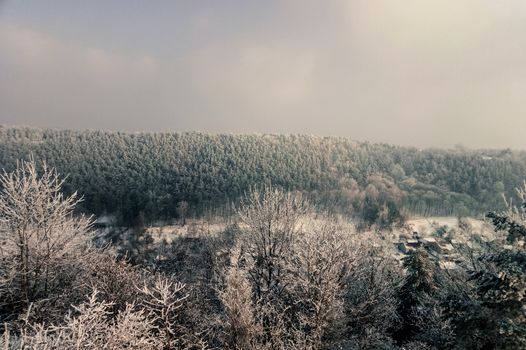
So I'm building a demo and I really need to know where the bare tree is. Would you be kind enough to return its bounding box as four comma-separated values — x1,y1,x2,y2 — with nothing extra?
228,189,358,349
176,201,189,226
1,290,161,350
218,246,260,350
285,220,352,348
0,159,92,314
139,275,188,349
343,238,403,347
238,188,307,299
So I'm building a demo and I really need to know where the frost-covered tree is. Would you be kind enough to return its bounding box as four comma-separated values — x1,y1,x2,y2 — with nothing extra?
395,249,438,344
0,159,92,319
445,183,526,349
285,221,351,348
218,246,260,350
239,188,307,300
1,290,161,350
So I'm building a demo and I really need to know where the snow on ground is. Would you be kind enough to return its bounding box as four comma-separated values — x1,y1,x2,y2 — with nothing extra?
140,215,496,244
146,220,229,243
405,216,495,240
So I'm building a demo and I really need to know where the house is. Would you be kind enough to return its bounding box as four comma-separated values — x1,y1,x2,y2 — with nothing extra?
421,237,441,252
439,261,458,270
440,243,454,253
406,239,420,248
450,239,462,245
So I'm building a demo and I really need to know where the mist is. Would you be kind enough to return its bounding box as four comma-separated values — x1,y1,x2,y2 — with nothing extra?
1,0,526,149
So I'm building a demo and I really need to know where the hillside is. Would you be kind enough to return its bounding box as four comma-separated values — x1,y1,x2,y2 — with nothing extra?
0,126,525,224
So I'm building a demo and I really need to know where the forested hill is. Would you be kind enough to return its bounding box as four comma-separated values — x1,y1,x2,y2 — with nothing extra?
0,126,525,224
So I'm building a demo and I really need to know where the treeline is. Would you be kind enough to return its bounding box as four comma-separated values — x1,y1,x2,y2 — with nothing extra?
0,126,525,224
1,161,525,349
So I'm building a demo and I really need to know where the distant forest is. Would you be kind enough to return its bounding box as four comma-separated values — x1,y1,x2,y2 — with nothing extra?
0,126,525,225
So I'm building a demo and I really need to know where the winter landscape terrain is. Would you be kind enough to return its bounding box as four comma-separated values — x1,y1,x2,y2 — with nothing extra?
2,1,526,348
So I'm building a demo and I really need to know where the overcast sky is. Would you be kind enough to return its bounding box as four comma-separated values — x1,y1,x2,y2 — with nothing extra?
1,1,526,149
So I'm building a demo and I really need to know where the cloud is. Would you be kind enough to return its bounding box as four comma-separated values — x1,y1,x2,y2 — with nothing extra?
0,22,319,133
1,1,526,149
191,43,317,106
1,23,158,78
0,23,162,128
332,0,526,147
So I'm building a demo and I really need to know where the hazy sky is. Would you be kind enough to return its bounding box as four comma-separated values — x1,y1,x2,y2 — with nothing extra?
1,1,526,149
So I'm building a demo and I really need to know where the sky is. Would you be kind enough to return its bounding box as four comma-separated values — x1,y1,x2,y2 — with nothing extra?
1,0,526,149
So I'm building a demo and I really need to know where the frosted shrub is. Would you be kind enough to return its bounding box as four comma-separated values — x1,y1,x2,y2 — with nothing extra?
2,290,160,350
0,159,92,322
